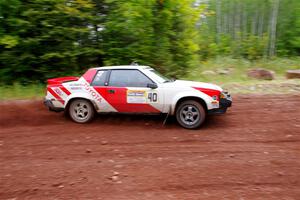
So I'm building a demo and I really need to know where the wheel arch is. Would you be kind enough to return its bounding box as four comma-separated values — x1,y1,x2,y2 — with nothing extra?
173,96,208,115
65,97,99,115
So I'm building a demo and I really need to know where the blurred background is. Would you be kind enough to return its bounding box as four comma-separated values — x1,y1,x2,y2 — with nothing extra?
0,0,299,98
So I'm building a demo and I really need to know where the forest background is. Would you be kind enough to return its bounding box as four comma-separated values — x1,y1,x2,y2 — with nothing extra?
0,0,299,98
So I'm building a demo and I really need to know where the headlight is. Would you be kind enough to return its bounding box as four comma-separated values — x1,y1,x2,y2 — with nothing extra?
220,91,231,99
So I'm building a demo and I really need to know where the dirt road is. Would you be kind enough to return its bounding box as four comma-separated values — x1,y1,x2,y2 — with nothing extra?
1,95,300,199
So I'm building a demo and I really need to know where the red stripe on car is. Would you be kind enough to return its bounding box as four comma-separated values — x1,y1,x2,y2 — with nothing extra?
193,87,221,100
94,87,160,113
60,86,71,96
82,68,97,83
48,87,65,105
47,76,79,85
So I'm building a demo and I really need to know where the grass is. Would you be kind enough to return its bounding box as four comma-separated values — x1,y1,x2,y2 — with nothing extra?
222,78,300,94
0,83,45,100
185,56,300,83
184,56,300,94
0,57,299,99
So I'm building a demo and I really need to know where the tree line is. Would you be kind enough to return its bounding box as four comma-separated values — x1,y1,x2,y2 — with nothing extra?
0,0,299,84
199,0,300,60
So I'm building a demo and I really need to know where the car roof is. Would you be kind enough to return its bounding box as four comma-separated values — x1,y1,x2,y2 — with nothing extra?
93,65,152,70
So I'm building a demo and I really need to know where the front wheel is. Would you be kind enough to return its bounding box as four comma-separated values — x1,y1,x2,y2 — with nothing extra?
176,100,206,129
69,99,95,123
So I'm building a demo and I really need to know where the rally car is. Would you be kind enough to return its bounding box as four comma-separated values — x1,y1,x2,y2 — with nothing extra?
44,65,232,129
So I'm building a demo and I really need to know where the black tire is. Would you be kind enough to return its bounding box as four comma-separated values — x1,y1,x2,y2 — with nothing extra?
68,99,95,123
175,100,206,129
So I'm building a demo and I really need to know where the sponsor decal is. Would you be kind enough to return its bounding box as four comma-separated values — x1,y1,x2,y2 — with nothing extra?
83,82,102,103
70,87,81,90
211,100,219,108
69,83,82,86
95,71,105,79
127,90,147,104
53,88,63,96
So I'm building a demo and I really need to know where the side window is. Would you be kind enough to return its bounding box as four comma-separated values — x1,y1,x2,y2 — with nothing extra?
109,70,153,87
92,70,108,86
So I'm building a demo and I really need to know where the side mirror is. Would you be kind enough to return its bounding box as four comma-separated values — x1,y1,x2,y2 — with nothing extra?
147,83,158,89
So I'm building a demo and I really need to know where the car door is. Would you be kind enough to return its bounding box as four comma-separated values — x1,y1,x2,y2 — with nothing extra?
89,70,118,112
101,69,163,113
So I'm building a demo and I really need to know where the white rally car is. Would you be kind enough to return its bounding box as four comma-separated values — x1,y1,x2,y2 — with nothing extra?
44,65,232,129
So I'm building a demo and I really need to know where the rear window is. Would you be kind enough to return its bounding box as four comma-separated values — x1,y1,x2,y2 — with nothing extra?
92,70,108,86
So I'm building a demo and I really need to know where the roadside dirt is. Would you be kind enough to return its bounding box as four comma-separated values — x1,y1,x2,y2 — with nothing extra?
1,95,300,200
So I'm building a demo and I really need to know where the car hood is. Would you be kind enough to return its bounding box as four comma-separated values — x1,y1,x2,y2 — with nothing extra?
166,80,223,91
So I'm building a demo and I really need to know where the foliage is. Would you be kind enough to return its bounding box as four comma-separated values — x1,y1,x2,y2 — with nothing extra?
199,0,300,59
0,0,100,84
0,0,299,85
103,0,203,77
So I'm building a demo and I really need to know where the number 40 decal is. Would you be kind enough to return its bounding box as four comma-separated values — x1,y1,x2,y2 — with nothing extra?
148,92,158,102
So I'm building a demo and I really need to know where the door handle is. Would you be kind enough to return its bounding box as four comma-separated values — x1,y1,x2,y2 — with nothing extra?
108,89,115,94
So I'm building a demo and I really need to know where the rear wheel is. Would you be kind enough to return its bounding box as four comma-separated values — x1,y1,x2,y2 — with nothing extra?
69,99,95,123
176,100,206,129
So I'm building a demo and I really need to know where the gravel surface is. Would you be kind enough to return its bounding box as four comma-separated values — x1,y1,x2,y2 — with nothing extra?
1,95,300,199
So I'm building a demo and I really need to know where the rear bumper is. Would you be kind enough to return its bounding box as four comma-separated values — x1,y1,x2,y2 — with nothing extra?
44,99,64,112
208,94,232,115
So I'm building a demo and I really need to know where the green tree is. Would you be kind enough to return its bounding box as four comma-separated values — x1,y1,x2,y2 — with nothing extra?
0,0,101,84
161,0,202,76
277,0,300,55
103,0,202,77
1,0,299,85
102,0,155,66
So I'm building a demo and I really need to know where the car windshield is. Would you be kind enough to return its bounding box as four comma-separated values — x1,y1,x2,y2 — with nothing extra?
148,69,171,83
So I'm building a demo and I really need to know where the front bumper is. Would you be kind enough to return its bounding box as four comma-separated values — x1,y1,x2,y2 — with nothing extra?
44,99,64,112
208,92,232,114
